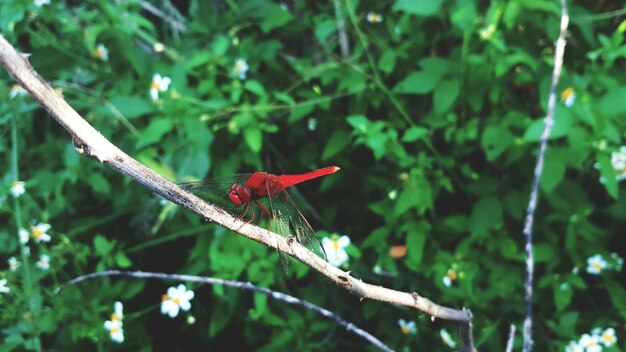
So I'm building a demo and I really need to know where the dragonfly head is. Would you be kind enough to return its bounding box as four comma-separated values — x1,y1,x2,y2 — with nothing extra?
229,183,251,206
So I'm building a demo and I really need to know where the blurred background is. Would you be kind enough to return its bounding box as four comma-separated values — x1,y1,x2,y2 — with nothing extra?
1,0,625,350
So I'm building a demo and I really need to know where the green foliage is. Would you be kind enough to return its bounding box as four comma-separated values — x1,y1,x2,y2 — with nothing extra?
1,0,626,351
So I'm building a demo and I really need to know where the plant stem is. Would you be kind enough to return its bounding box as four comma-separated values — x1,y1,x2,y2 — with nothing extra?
11,114,43,352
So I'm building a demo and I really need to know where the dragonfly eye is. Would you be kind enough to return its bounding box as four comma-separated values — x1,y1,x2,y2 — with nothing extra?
229,183,250,205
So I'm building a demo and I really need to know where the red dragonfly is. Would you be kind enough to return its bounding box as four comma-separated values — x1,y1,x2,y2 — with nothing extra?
180,166,340,269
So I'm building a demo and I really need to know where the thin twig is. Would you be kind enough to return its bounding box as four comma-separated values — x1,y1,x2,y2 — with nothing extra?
0,34,472,324
139,0,187,33
521,1,569,351
55,270,394,352
506,324,516,352
333,0,350,60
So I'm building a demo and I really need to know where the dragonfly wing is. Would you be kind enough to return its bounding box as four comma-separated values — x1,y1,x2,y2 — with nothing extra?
266,183,327,262
178,174,252,217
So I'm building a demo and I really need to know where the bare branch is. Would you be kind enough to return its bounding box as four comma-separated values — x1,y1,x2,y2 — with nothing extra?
0,33,472,324
506,324,516,352
521,1,569,351
55,270,394,352
139,0,187,33
333,0,350,60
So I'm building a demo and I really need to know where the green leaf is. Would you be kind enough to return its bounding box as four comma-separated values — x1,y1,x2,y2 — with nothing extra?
209,301,233,337
244,80,267,97
0,2,26,33
314,19,336,43
87,173,111,195
540,155,566,192
402,126,429,142
395,181,433,216
393,0,443,16
498,237,519,259
107,96,154,119
604,278,626,319
136,118,174,149
522,107,573,142
243,128,263,152
598,86,626,116
211,35,230,57
393,71,440,94
115,252,132,268
596,153,619,198
481,125,513,160
405,231,426,270
93,235,113,255
470,196,502,236
254,292,268,315
554,282,573,311
346,115,370,133
322,130,350,160
433,79,460,113
260,4,293,32
378,51,397,74
534,243,555,262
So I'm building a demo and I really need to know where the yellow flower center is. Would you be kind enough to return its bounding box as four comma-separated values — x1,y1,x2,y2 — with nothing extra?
12,181,19,187
109,325,120,333
162,294,169,302
173,297,181,305
592,262,603,271
94,48,103,58
560,87,574,100
111,313,122,322
401,326,409,334
447,270,457,281
333,240,340,250
151,81,160,90
32,227,41,239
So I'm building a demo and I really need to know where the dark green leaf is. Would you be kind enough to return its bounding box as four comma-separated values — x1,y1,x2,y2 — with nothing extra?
470,196,502,236
481,125,514,160
433,78,460,113
393,0,443,16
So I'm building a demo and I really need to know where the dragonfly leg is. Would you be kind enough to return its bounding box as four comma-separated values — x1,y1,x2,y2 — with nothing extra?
255,200,272,230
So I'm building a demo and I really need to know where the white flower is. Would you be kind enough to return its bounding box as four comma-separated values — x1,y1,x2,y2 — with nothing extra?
321,235,350,267
565,340,583,352
398,319,417,335
33,0,50,7
94,44,108,61
586,254,607,275
8,257,20,272
31,223,51,243
161,284,194,318
366,12,383,23
103,301,124,342
9,85,27,99
9,180,25,198
600,327,617,347
610,146,626,181
579,333,601,352
36,254,50,270
18,228,29,244
104,320,124,343
149,73,171,101
442,269,457,287
560,87,576,107
0,279,9,293
440,329,456,348
153,42,165,53
233,58,249,80
307,117,317,131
